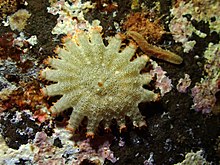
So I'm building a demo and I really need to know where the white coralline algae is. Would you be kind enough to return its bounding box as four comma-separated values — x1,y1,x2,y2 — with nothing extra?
169,0,220,53
169,1,206,53
41,28,158,135
47,0,96,35
174,150,210,165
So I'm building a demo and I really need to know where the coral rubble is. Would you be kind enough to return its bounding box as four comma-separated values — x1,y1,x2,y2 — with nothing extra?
41,28,158,135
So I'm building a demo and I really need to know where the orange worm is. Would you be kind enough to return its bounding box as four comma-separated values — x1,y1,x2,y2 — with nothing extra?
127,31,183,64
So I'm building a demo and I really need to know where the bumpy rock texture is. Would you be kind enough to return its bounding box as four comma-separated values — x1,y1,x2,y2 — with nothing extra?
41,29,158,134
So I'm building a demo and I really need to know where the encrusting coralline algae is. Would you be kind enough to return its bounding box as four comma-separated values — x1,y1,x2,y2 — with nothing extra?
191,42,220,114
41,27,159,135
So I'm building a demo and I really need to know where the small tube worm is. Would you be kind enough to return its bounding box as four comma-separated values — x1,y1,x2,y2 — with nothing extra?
127,31,183,64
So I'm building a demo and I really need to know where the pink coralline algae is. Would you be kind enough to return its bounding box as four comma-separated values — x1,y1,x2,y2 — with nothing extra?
176,74,191,93
98,141,118,163
150,60,172,96
191,79,218,113
191,42,220,113
77,139,117,164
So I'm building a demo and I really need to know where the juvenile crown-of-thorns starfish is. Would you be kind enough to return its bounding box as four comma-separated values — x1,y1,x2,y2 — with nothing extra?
41,28,159,136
